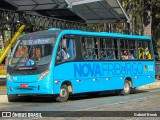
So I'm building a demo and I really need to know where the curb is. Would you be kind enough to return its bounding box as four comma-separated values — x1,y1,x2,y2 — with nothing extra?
138,81,160,90
0,75,6,78
0,86,6,90
0,95,8,103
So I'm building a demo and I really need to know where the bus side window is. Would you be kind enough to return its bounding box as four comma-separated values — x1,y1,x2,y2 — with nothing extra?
99,38,117,60
120,39,129,60
138,41,152,60
128,40,136,60
81,37,98,60
68,39,74,59
144,41,152,59
120,39,136,60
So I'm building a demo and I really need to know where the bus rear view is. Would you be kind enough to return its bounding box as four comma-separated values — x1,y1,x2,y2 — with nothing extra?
7,30,58,102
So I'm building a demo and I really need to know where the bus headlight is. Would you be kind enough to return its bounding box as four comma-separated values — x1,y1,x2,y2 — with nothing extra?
38,69,50,81
7,74,12,82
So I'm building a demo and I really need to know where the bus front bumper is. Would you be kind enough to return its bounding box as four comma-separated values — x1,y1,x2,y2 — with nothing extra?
7,82,54,95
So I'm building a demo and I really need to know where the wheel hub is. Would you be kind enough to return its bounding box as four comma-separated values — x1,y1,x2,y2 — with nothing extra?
124,83,129,93
60,88,67,98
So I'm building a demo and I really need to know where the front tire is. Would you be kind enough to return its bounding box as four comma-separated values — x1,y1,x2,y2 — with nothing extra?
121,80,131,95
56,84,69,102
8,94,19,102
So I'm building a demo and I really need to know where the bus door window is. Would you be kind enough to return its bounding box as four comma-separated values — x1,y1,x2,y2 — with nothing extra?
68,39,74,59
138,41,144,59
56,37,75,62
58,39,69,60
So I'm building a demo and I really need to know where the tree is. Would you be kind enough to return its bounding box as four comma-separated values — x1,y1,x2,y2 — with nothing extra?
152,0,160,56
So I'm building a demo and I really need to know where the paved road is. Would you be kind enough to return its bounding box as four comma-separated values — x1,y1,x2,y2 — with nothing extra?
0,89,160,119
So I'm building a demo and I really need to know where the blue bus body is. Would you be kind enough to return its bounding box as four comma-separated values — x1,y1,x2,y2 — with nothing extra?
6,30,155,101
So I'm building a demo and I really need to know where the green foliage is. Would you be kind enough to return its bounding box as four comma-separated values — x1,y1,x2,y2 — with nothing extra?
0,49,3,56
151,0,160,51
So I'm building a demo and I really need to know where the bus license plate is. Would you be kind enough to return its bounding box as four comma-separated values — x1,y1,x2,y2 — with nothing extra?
20,84,28,88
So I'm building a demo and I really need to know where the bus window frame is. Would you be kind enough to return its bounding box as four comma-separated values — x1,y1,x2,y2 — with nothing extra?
81,36,99,60
120,38,138,60
99,37,119,60
55,35,76,65
137,40,153,60
80,36,121,61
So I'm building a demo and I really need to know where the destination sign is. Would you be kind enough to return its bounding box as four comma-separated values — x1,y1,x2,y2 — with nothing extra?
22,38,54,45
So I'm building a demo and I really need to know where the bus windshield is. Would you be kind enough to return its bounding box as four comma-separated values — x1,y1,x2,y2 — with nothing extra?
9,31,58,68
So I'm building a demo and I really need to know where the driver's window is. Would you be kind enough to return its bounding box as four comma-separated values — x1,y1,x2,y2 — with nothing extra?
56,37,75,62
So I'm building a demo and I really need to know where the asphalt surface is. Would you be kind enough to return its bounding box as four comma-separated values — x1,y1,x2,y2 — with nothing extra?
0,89,160,110
0,89,160,119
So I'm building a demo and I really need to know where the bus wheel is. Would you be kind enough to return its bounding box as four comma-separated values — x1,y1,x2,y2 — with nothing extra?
156,75,160,80
56,84,69,102
121,80,131,95
8,94,18,102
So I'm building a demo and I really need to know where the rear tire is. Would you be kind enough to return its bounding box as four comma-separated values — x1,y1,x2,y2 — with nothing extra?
56,84,69,102
121,80,131,95
156,75,160,80
8,94,19,102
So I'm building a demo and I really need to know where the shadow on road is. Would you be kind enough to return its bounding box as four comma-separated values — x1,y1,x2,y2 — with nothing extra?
68,89,149,101
6,89,149,103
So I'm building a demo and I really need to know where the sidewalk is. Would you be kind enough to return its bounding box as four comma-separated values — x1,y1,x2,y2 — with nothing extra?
0,75,6,78
138,80,160,90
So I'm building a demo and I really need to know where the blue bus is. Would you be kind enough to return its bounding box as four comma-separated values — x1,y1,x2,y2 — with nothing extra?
6,29,155,102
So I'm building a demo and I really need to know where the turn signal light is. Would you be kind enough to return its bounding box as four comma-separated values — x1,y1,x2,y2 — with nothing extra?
7,74,12,82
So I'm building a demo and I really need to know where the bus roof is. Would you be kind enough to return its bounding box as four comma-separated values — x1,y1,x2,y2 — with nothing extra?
58,29,151,40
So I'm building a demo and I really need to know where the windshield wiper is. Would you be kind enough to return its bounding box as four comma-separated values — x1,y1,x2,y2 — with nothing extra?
14,55,25,69
15,65,37,70
14,55,37,70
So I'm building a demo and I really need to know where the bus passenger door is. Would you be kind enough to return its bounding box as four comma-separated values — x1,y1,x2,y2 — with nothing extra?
53,36,75,94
